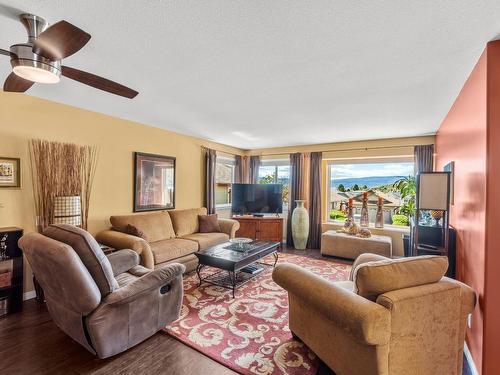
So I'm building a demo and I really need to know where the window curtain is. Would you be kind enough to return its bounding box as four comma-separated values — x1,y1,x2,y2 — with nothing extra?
204,148,217,214
286,153,311,246
235,155,243,183
414,144,434,174
307,152,322,249
235,155,250,183
249,155,261,184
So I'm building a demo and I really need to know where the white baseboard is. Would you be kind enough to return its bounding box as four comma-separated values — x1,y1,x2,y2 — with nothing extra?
464,342,479,375
23,290,36,301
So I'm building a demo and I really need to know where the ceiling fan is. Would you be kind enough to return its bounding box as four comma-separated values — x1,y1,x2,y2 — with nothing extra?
0,14,138,98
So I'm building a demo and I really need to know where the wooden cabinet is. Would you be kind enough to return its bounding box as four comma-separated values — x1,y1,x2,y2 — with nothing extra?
233,216,284,246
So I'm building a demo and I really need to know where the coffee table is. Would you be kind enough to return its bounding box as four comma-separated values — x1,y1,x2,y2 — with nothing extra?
195,241,280,298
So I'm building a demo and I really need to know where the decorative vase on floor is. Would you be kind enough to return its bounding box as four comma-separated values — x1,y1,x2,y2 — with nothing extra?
292,200,309,250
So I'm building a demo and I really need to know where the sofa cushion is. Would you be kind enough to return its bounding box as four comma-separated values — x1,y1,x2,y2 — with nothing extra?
125,224,148,240
44,224,119,296
150,238,199,264
353,255,448,301
168,207,207,237
198,214,221,233
110,211,176,242
181,232,229,251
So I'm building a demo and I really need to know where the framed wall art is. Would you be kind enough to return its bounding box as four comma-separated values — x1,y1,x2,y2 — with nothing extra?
134,152,175,212
0,157,20,188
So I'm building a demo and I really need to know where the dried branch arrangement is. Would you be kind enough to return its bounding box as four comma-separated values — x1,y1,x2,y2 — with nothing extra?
29,139,99,231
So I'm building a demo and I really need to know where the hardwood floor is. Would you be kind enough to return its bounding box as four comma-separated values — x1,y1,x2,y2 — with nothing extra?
0,299,238,375
0,248,340,375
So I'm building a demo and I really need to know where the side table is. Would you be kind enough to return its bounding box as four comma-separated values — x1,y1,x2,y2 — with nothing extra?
0,227,24,315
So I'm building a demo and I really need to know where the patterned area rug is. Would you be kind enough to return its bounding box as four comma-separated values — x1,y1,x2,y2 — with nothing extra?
163,253,350,375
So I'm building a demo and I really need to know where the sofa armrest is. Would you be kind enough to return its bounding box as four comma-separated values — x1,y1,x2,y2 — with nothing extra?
272,263,391,345
218,218,240,238
349,253,389,281
103,263,185,306
95,230,155,269
107,249,140,276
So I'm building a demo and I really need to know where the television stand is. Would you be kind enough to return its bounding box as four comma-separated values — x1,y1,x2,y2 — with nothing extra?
232,216,283,248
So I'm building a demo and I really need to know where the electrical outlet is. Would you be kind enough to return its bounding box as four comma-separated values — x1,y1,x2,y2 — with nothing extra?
467,313,473,329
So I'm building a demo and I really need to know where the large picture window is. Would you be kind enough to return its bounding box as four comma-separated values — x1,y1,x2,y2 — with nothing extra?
327,159,414,226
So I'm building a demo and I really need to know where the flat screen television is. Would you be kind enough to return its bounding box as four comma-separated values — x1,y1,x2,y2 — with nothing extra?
231,183,283,215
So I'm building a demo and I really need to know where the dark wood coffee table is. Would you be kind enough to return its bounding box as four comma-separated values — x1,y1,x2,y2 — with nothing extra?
195,241,280,298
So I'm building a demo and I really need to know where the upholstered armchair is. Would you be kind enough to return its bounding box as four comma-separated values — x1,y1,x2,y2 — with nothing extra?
273,253,476,375
19,224,185,359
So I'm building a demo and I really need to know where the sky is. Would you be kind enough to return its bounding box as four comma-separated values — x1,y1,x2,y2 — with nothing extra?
259,166,290,179
331,162,414,179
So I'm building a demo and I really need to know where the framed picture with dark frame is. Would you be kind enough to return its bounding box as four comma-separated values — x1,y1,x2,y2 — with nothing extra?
134,152,176,212
0,157,21,188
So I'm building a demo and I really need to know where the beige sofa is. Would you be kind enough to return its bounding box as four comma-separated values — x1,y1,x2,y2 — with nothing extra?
273,253,476,375
96,208,239,272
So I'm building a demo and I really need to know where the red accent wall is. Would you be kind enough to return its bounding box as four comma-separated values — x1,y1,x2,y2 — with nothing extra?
436,41,500,374
483,41,500,375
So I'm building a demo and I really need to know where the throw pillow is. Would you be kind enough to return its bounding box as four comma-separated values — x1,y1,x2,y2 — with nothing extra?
126,224,148,240
198,214,221,233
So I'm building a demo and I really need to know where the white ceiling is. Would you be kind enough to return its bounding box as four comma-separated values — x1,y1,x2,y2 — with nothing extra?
1,1,499,149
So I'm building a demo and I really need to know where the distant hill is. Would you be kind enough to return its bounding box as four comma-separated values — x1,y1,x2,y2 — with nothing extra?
332,175,407,189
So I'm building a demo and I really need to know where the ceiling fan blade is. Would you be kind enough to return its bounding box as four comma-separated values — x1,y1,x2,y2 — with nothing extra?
3,72,34,92
61,66,138,99
0,48,18,58
33,20,91,60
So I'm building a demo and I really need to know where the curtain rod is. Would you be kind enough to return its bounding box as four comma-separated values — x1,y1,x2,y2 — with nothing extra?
251,144,432,157
204,143,433,157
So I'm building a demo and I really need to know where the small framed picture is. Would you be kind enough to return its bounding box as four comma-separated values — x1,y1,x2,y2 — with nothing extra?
0,157,20,188
134,152,176,212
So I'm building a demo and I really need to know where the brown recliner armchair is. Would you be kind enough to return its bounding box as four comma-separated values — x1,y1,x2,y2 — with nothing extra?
273,253,476,375
19,224,185,359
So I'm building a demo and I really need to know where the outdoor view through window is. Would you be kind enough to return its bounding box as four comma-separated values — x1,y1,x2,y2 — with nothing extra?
328,161,415,226
258,164,290,207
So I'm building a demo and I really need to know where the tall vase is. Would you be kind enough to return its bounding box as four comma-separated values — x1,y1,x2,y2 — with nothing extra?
292,200,309,250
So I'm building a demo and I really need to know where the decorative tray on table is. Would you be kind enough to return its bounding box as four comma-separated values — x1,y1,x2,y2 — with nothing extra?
224,238,257,252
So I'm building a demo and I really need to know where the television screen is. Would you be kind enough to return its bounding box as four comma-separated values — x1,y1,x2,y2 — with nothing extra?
231,183,283,215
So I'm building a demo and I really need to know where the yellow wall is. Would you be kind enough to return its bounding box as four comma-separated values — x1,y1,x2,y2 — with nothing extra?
0,93,242,294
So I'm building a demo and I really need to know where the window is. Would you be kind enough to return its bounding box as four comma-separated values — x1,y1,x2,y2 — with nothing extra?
215,154,235,207
258,158,290,207
327,159,414,226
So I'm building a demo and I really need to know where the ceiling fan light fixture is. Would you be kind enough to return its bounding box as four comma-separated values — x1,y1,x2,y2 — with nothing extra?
13,64,60,84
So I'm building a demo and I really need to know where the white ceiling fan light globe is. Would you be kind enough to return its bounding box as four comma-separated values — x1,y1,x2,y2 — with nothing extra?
13,64,60,84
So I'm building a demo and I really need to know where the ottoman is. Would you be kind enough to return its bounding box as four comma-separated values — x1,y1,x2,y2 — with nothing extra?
321,230,392,259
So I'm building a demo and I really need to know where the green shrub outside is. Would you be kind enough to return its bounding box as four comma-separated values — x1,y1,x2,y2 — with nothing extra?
392,214,409,226
330,209,346,220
